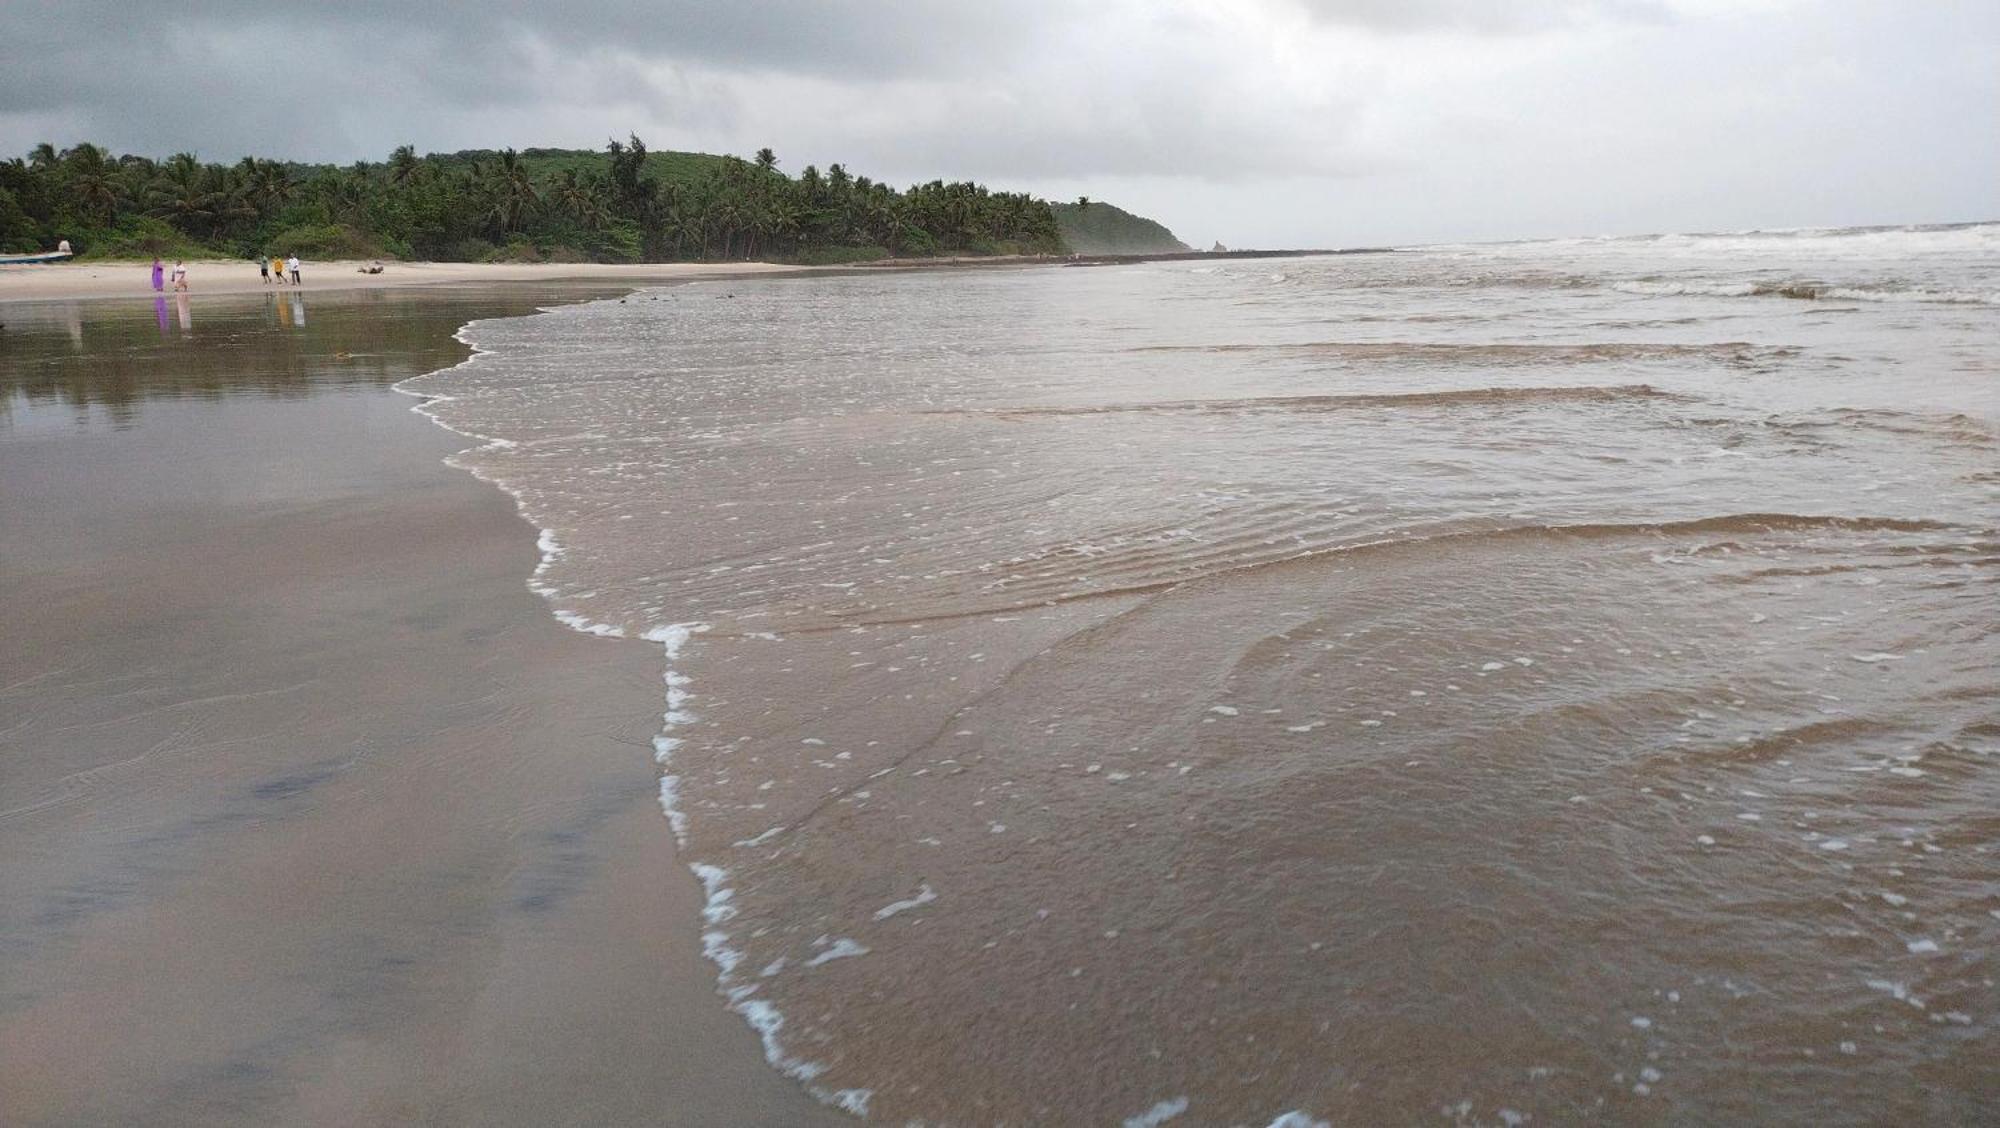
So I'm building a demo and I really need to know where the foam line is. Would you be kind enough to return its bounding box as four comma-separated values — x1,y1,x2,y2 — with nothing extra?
396,306,861,1118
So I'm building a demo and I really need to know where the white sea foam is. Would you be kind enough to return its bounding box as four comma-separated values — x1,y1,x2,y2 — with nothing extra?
657,776,686,839
1124,1096,1191,1127
805,938,872,967
1865,979,1924,1009
734,825,788,848
552,610,626,637
1265,1113,1331,1128
873,884,938,920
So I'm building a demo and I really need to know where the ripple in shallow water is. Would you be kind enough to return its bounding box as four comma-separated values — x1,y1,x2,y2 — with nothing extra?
405,248,1999,1124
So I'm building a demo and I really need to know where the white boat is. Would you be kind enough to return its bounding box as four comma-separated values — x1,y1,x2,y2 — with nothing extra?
0,250,74,265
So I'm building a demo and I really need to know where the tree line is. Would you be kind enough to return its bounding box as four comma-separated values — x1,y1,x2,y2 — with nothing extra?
0,137,1068,263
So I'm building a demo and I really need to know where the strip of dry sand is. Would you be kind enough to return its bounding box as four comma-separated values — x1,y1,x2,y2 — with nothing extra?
0,290,846,1126
0,259,804,303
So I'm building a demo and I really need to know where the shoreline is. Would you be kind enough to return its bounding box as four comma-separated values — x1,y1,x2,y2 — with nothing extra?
0,290,846,1125
0,259,809,303
0,248,1394,304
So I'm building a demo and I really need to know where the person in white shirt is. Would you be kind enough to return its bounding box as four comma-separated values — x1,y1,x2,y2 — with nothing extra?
286,254,301,285
170,260,188,291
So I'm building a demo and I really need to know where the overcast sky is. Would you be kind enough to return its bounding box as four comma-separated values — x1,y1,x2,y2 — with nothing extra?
3,0,1994,246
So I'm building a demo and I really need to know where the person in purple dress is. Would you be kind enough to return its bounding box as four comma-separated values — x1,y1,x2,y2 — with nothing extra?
150,257,164,292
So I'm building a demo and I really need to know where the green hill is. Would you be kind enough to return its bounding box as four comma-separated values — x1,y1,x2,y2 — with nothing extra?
3,139,1192,264
1051,200,1187,255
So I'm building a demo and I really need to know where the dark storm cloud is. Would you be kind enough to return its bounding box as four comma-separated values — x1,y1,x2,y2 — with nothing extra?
0,0,1675,168
0,1,1063,160
7,1,1045,92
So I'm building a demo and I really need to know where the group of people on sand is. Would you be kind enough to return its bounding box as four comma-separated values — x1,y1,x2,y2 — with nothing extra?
261,254,303,286
146,253,301,292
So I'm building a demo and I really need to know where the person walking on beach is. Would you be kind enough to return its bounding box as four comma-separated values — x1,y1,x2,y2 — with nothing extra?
171,260,188,292
150,257,164,292
259,255,270,285
270,255,286,285
286,254,301,286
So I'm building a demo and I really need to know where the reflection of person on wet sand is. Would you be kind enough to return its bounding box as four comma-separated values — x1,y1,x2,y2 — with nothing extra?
176,291,191,331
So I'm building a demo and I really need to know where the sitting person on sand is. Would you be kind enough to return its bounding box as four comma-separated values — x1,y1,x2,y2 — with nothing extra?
359,260,385,274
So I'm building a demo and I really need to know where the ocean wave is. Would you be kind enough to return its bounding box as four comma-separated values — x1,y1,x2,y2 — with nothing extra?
793,512,1972,632
1431,220,2000,259
1611,278,2000,305
1124,339,1776,363
929,384,1687,422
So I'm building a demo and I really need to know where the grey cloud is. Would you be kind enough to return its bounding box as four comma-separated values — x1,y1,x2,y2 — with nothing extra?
8,1,1056,92
0,1,1067,161
1,1,1992,245
1286,0,1671,34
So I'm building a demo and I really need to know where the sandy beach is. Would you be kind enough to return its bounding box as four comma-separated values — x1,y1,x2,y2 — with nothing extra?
0,260,804,303
0,291,844,1126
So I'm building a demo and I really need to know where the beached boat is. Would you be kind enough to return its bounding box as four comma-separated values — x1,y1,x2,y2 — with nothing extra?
0,250,74,265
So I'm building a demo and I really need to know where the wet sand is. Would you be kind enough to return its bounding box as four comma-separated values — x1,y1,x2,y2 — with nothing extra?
0,291,843,1125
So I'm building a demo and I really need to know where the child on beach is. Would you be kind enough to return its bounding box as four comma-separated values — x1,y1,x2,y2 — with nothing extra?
171,260,188,292
271,256,286,285
151,257,164,292
260,256,270,284
286,254,301,286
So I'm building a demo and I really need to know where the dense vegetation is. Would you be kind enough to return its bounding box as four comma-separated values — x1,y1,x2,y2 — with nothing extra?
1050,200,1189,255
0,138,1079,263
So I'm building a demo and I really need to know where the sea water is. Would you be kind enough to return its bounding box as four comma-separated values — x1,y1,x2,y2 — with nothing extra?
401,223,1999,1124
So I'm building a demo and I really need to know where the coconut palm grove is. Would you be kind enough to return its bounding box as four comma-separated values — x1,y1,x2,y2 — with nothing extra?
0,137,1181,263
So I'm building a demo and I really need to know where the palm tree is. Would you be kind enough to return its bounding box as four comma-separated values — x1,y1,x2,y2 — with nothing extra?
389,144,420,185
66,144,121,224
148,155,219,236
485,149,541,233
754,147,778,174
254,159,295,212
324,168,372,225
552,168,604,230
